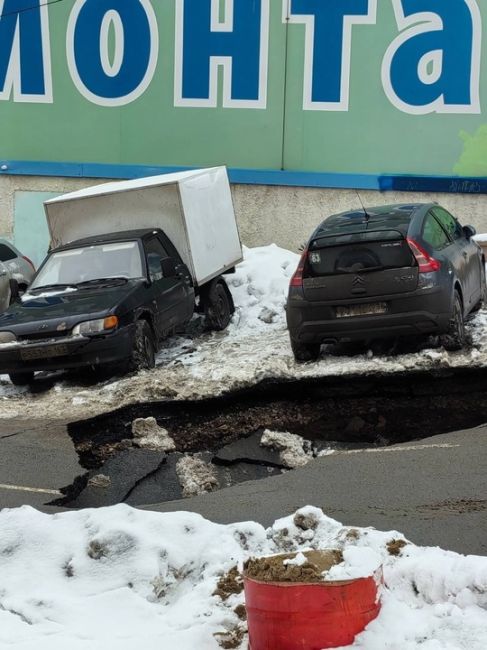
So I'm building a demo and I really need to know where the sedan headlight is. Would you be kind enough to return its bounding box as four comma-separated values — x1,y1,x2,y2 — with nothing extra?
0,331,16,344
72,316,118,336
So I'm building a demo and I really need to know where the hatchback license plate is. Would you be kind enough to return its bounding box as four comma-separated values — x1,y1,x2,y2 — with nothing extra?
336,303,387,318
20,344,69,360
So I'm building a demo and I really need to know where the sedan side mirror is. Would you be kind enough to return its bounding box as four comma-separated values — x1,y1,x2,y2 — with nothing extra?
9,278,20,303
463,225,476,239
161,257,177,278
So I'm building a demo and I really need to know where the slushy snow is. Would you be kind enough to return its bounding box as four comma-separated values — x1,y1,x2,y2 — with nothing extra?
2,244,487,420
0,505,486,649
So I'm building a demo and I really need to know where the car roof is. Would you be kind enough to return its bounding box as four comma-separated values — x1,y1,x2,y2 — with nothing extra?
52,229,160,252
0,239,20,255
312,203,434,240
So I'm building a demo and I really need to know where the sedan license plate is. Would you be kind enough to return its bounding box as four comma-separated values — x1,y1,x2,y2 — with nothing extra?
20,344,69,360
336,302,388,318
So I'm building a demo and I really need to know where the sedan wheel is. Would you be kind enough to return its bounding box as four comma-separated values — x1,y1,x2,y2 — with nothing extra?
127,320,156,372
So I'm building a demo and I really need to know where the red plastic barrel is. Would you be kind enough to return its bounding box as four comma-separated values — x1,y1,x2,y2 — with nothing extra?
244,568,382,650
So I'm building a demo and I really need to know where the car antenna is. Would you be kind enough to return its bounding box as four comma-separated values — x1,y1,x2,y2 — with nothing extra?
355,191,370,223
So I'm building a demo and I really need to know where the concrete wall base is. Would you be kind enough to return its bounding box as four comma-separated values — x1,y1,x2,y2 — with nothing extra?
2,175,487,255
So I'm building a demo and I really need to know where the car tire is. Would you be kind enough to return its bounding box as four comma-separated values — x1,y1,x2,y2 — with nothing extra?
203,282,232,331
471,266,487,313
440,291,466,351
9,371,34,386
127,320,155,372
290,338,321,362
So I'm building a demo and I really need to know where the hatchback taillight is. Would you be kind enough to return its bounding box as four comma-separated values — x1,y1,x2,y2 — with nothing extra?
22,255,35,271
407,238,441,273
290,249,308,288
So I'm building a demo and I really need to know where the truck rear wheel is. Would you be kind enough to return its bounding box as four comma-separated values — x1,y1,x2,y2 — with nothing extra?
127,320,155,371
203,281,232,331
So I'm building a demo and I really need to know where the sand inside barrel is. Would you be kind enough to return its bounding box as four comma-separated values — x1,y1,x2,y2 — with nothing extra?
244,549,344,583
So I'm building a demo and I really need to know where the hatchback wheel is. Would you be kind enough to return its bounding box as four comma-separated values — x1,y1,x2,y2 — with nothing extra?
127,320,156,372
471,266,487,313
440,291,466,351
9,371,34,386
290,338,321,362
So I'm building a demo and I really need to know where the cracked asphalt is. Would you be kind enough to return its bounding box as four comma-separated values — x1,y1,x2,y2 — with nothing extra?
0,414,486,556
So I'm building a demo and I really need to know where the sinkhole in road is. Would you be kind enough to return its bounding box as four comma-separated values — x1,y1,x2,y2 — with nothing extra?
53,367,487,509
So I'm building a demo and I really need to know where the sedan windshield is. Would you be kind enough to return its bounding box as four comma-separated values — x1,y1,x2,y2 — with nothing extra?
30,241,144,290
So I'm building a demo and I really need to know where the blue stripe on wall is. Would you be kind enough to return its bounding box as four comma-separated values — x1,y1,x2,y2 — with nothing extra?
1,160,487,194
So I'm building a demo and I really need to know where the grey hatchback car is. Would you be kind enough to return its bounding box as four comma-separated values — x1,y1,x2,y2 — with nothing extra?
286,203,486,361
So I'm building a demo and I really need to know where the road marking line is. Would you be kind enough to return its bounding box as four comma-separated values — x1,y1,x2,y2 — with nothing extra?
335,443,460,456
0,483,61,495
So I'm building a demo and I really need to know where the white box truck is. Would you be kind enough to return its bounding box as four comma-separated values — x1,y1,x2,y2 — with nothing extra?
0,167,243,385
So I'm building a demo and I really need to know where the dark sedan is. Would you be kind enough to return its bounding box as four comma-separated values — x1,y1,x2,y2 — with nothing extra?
0,229,195,384
287,203,486,361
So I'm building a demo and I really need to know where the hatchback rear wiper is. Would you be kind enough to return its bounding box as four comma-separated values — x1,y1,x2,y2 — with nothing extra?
336,265,385,274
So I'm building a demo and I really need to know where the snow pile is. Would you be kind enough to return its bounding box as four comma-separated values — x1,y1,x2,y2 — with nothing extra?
226,244,299,335
3,244,487,420
260,429,312,468
131,417,176,452
1,505,487,649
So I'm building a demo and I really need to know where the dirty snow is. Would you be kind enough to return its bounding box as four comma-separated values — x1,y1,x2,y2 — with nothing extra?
131,417,176,452
175,455,219,498
2,244,487,420
1,505,487,649
260,429,312,468
283,551,308,567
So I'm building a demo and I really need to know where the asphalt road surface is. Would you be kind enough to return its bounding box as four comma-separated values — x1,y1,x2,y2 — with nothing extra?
0,417,485,556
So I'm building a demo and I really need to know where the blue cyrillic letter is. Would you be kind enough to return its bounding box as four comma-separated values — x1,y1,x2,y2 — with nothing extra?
287,0,377,110
382,0,481,114
175,0,269,108
67,0,158,107
0,0,51,102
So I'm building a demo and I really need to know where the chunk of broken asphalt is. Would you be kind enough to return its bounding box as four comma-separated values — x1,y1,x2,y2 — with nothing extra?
66,449,166,508
214,432,284,467
124,452,185,506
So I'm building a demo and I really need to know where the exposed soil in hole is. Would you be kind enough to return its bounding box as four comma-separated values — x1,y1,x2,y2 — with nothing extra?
54,368,487,508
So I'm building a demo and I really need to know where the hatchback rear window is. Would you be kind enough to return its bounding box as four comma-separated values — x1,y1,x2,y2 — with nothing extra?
307,231,414,277
0,243,16,262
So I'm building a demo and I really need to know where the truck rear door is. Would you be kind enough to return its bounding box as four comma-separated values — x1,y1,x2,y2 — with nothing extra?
303,230,418,302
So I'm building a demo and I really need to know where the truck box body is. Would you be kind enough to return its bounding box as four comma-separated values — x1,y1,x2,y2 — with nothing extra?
44,167,242,287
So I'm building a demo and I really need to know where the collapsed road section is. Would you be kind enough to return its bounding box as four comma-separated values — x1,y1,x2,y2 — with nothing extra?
51,366,487,509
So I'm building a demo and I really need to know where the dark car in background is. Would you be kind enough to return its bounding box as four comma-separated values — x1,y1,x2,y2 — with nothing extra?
287,203,486,361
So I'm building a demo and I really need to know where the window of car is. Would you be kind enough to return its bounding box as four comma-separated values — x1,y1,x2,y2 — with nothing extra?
422,213,450,250
431,207,463,241
30,241,144,289
0,243,17,262
145,237,169,282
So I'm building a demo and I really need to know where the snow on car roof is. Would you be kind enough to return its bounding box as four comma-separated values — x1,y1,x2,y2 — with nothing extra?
44,167,224,204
